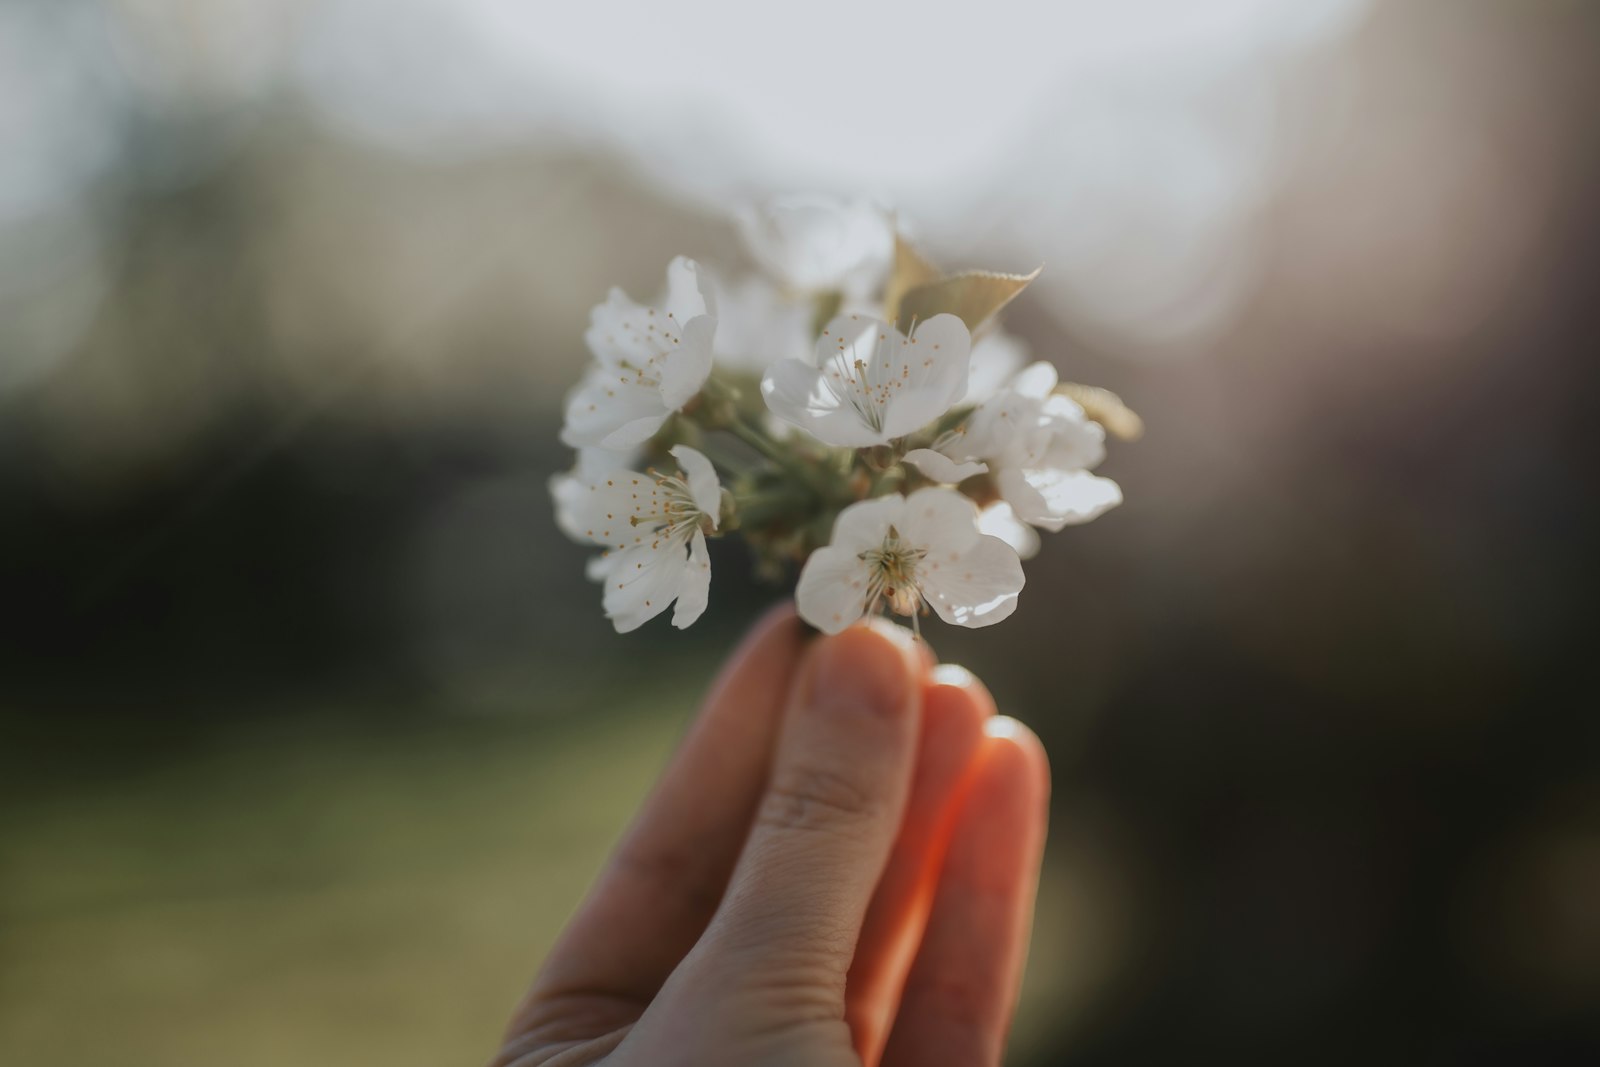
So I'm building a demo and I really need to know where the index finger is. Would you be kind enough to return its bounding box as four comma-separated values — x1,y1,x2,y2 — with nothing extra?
514,604,805,1021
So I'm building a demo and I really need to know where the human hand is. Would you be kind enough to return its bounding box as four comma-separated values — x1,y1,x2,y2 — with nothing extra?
493,606,1050,1067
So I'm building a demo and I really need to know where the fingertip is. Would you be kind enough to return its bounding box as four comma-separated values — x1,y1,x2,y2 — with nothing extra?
978,715,1052,810
702,602,803,700
928,662,974,691
877,716,1050,1067
919,667,996,765
928,664,997,717
860,614,937,669
700,616,927,987
918,672,993,787
749,599,802,646
801,621,923,722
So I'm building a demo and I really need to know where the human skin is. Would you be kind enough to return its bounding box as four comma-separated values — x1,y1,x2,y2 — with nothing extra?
492,605,1051,1067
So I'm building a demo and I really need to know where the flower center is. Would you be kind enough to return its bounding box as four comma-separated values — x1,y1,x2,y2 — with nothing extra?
618,356,664,391
629,471,707,544
859,527,928,618
822,327,908,434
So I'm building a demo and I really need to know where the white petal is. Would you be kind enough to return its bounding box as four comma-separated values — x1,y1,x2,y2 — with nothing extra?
661,255,715,323
918,535,1025,629
560,370,669,450
903,448,988,484
896,487,981,556
584,288,671,370
657,314,716,411
671,530,712,629
598,412,671,451
564,468,660,551
602,542,687,633
670,445,723,524
795,545,876,634
1010,361,1060,399
550,472,589,543
1037,398,1108,470
886,314,973,422
553,448,641,546
585,552,619,582
760,354,889,447
737,194,892,293
999,467,1122,531
877,316,973,440
966,330,1029,404
829,494,905,553
767,313,971,446
581,259,714,419
710,273,812,374
958,382,1041,460
977,502,1041,560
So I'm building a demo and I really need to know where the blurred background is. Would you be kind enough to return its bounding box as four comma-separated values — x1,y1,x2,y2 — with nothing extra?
2,0,1598,1063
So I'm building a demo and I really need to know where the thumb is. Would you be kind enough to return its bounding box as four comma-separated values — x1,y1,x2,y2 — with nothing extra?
700,621,924,994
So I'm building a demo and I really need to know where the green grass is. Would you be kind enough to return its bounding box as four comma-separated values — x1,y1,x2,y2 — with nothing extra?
0,682,1070,1066
0,687,688,1067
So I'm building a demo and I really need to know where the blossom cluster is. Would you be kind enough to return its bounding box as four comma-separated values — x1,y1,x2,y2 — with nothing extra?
551,195,1139,636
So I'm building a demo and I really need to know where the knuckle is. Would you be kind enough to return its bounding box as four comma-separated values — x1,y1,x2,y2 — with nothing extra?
756,762,881,836
611,842,722,918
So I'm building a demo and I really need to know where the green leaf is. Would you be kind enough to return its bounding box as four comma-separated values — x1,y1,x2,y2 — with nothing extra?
883,235,944,326
893,267,1042,336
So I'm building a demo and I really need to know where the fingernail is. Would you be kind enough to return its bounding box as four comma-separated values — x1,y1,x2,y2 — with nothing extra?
809,628,913,718
930,663,975,689
983,714,1028,739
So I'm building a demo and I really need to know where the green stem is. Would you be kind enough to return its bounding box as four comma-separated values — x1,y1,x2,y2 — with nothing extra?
734,485,816,527
694,438,754,478
726,416,825,494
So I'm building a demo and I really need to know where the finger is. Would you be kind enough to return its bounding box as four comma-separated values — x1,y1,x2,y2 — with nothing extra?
518,603,805,1021
846,666,995,1067
699,620,924,993
880,718,1051,1067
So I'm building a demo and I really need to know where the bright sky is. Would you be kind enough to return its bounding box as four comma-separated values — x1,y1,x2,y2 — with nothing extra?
295,0,1371,347
1,0,1373,384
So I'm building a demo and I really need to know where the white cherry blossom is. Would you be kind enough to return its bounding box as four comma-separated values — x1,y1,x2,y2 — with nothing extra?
976,501,1041,561
965,329,1029,404
904,360,1122,531
761,313,972,448
550,446,644,580
709,272,813,376
796,488,1024,635
737,194,893,295
562,445,723,633
561,257,718,451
